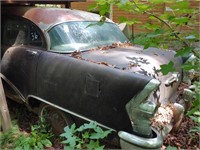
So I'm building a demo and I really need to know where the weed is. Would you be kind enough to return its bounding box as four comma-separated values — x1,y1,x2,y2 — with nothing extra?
60,121,112,150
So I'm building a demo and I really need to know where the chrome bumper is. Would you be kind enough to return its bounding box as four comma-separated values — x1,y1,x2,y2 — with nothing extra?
118,128,162,149
119,103,184,149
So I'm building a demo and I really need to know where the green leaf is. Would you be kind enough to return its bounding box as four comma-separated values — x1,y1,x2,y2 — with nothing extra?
87,4,97,11
95,145,105,150
82,132,89,139
24,144,30,150
77,122,97,132
189,126,200,133
37,141,44,149
119,16,140,25
86,140,101,150
150,0,166,4
189,115,200,123
62,135,77,148
41,139,52,148
160,61,175,75
64,145,74,150
61,124,76,137
172,1,189,10
14,147,23,150
194,111,200,116
182,63,199,71
187,107,199,116
76,143,82,149
175,47,193,57
144,43,150,49
173,17,189,25
166,146,178,150
119,16,128,23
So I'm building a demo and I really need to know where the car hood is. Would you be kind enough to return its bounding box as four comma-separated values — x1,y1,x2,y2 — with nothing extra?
75,45,183,103
78,45,183,77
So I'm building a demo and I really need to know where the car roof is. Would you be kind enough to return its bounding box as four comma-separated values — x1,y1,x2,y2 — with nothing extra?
2,6,113,31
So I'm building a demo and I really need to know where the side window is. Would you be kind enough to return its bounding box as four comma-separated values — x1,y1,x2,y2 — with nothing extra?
6,20,29,46
2,16,45,48
3,19,28,46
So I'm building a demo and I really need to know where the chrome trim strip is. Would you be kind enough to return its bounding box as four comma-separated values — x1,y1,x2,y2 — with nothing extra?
27,95,116,131
127,79,160,106
0,73,26,102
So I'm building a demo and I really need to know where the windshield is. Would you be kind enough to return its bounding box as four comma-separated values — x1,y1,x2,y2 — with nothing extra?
48,21,128,52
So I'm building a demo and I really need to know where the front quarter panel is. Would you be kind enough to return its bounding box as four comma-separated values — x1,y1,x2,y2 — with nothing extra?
36,51,154,132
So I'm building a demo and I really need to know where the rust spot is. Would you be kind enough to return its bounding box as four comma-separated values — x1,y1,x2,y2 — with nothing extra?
71,50,82,59
97,61,116,68
153,53,159,56
70,42,133,69
89,42,134,52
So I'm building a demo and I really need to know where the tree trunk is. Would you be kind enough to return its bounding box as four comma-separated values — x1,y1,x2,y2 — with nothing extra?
0,76,12,132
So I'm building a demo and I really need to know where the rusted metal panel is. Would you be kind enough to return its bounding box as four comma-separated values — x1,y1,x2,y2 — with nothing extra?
1,6,107,31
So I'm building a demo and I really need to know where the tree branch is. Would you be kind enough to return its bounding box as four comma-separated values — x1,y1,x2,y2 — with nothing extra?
131,0,190,47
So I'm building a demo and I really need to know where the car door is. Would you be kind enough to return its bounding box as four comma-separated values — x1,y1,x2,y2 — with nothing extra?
1,15,46,99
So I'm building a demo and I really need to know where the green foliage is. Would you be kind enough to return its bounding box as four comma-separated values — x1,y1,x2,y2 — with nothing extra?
119,16,141,25
94,0,200,148
60,122,112,150
93,0,199,50
186,81,200,133
166,146,178,150
0,119,53,150
160,61,175,75
93,0,200,94
175,47,193,57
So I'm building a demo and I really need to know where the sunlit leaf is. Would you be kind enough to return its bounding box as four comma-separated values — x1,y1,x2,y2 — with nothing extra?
160,61,175,75
189,126,200,133
77,122,97,132
175,47,193,57
187,107,199,116
173,17,189,25
87,4,97,11
182,63,199,71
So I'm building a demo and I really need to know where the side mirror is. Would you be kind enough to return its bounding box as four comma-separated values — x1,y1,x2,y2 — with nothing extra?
118,23,131,39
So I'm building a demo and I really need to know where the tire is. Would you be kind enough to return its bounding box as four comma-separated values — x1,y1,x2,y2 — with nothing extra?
39,104,73,135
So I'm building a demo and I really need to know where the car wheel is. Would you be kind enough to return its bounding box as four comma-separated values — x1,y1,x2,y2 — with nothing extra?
39,104,73,135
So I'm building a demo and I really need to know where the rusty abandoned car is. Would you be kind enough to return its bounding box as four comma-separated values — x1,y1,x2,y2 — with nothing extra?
1,6,190,149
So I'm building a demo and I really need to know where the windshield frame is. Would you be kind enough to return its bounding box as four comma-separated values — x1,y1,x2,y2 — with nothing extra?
47,21,128,53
